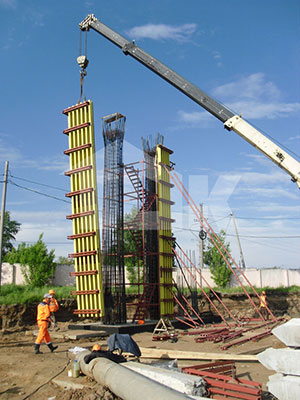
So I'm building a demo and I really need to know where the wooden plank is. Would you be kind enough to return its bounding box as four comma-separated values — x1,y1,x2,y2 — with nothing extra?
138,347,258,362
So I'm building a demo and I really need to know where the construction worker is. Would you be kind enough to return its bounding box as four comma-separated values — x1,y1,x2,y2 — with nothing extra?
104,287,114,325
49,289,59,330
259,290,268,320
34,293,58,354
84,343,126,364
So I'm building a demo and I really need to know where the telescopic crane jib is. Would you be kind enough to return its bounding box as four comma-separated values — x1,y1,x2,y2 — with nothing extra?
79,14,300,190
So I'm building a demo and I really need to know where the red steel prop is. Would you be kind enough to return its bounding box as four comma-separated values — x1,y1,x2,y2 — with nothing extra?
162,164,277,325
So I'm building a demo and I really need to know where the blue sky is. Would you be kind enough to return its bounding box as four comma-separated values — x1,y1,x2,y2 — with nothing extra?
0,0,299,268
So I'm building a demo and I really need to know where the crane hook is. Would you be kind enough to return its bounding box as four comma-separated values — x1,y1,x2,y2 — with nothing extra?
77,30,89,104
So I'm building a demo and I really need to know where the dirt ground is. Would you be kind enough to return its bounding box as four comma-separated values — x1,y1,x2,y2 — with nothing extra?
0,318,285,400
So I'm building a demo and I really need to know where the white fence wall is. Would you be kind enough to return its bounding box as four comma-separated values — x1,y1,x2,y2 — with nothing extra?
0,263,75,286
173,267,300,289
52,264,75,286
1,263,300,288
1,263,26,285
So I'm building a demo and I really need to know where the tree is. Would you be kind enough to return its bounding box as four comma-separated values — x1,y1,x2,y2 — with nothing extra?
2,211,21,259
57,256,74,265
123,208,141,284
203,229,232,288
6,233,56,287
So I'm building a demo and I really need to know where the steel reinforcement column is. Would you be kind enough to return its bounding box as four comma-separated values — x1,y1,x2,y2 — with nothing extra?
102,113,126,323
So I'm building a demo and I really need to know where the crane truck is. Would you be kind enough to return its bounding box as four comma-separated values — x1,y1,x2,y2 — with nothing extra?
79,14,300,189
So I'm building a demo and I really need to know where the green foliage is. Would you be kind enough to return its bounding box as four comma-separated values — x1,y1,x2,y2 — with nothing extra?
124,208,142,284
0,284,76,305
57,256,74,265
6,234,57,287
2,211,21,259
203,230,232,288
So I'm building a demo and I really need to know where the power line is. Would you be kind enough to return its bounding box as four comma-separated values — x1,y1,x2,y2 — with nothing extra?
240,236,300,255
172,225,300,239
226,233,300,239
234,215,300,221
9,180,71,204
7,173,105,207
206,213,300,221
172,210,300,221
9,173,68,192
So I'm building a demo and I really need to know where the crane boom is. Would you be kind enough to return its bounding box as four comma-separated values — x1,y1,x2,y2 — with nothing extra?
79,14,300,189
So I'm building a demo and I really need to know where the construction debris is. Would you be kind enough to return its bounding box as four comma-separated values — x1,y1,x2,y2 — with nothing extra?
182,362,262,400
258,318,300,399
138,347,258,362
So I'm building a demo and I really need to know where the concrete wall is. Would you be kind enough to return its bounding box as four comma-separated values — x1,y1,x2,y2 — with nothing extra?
173,267,300,289
0,263,27,285
1,263,300,288
0,263,75,286
52,264,75,286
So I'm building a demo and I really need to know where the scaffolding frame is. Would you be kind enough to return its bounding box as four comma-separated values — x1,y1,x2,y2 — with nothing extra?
123,140,175,322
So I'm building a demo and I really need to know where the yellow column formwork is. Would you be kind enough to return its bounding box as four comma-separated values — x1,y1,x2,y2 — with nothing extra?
62,100,104,318
156,144,175,318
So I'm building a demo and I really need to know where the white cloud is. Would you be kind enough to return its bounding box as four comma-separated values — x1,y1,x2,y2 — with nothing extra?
227,100,300,120
177,110,213,124
242,201,300,214
178,73,300,123
288,135,300,141
213,73,280,101
0,137,69,173
238,170,288,186
212,51,223,68
0,0,17,8
39,156,69,173
235,186,298,200
126,23,197,42
0,138,37,168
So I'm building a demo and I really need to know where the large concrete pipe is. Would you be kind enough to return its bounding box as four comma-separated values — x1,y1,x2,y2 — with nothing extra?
77,352,197,400
124,361,207,397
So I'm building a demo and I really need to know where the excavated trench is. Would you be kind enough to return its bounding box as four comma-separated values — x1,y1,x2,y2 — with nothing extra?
0,292,299,329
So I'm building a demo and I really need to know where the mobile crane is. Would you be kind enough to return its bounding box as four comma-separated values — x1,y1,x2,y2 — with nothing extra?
79,14,300,189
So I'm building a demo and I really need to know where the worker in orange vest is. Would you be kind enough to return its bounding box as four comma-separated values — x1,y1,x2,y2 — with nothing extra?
49,289,59,330
259,290,268,320
34,293,58,354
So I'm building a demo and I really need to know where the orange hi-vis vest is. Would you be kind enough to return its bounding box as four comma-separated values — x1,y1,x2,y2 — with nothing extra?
260,295,267,308
49,297,59,313
37,301,50,322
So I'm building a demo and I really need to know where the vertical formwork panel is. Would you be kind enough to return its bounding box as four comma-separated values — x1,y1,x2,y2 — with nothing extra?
102,113,126,324
141,135,164,320
62,100,104,318
156,144,175,318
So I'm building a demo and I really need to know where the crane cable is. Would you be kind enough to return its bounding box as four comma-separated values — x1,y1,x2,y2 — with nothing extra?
77,29,89,104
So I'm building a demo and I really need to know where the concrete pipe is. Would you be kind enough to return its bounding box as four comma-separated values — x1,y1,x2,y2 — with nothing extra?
78,352,196,400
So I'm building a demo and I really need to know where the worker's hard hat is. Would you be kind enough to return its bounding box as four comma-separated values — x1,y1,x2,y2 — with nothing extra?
92,344,101,351
49,289,55,295
44,293,52,300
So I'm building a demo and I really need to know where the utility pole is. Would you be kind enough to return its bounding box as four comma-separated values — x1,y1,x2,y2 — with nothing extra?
230,210,246,269
0,161,9,288
198,203,205,287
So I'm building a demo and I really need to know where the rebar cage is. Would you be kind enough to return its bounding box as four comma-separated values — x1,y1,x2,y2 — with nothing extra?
102,113,126,323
